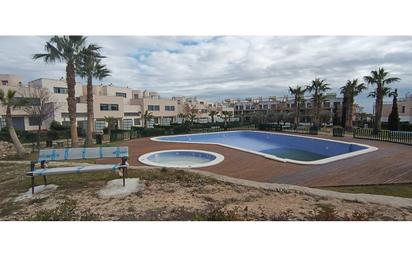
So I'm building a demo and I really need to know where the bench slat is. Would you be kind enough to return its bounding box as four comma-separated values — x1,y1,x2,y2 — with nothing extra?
28,164,128,177
38,147,128,161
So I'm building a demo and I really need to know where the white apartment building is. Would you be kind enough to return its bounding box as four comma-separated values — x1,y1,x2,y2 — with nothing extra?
1,74,236,133
0,74,47,131
173,96,235,123
382,92,412,124
0,74,180,132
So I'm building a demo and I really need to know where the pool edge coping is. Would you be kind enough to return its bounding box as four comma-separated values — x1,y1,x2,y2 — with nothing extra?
150,130,378,165
138,149,225,168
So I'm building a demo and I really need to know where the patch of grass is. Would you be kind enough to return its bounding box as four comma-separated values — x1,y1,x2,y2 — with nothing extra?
129,168,218,185
192,206,244,221
27,199,100,221
320,184,412,199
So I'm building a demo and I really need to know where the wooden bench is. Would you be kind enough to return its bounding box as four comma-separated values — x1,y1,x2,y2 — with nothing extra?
26,146,129,194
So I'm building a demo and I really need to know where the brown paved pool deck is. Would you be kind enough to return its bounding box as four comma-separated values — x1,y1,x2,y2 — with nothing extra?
97,132,412,187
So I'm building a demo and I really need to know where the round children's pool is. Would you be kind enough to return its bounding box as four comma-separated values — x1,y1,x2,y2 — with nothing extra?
138,150,224,168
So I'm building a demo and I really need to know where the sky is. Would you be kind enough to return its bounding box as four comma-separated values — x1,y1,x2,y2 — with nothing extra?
1,36,411,112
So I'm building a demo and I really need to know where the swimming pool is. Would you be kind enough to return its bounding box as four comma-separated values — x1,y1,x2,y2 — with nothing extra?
138,150,224,168
152,131,378,165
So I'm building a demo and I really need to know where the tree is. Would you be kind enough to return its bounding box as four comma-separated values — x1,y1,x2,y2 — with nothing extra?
332,104,340,126
77,44,111,146
142,110,154,128
177,112,187,124
289,85,306,128
306,78,330,128
220,111,233,127
250,111,265,127
388,89,400,131
0,89,29,158
183,104,198,125
319,110,332,125
340,79,366,131
104,116,117,136
208,110,218,123
265,110,278,123
33,36,87,147
21,88,60,150
364,68,400,132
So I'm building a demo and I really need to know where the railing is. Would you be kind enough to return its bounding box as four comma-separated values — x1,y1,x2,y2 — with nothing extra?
190,124,255,134
353,128,412,145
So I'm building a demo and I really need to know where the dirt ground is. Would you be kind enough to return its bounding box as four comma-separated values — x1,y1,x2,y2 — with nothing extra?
1,162,412,221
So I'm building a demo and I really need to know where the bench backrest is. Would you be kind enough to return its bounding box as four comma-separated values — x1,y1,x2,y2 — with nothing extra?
38,147,129,161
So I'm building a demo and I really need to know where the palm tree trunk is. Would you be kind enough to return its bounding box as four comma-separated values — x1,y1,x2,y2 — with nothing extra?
6,106,26,158
86,75,94,146
66,61,79,147
345,96,353,131
294,97,299,128
374,84,383,132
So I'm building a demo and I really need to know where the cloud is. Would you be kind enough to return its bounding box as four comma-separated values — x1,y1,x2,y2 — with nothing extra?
0,36,411,112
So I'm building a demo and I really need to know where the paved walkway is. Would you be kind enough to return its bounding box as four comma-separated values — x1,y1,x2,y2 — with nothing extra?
96,132,412,187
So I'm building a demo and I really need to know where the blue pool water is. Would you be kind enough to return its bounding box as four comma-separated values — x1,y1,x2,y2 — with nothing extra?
139,150,224,168
147,151,217,165
153,131,372,164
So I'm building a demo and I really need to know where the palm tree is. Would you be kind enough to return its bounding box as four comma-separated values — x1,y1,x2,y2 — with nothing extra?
142,110,154,128
177,112,187,124
208,110,218,123
220,111,233,127
289,85,306,128
340,79,366,131
104,116,117,136
184,104,198,125
0,89,28,158
306,78,330,127
33,36,87,147
364,68,400,132
77,44,111,146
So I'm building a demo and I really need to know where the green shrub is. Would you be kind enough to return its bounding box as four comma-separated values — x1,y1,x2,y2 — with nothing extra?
193,207,243,221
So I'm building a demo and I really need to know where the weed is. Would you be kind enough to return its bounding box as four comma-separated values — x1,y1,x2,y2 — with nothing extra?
27,199,100,221
192,206,244,221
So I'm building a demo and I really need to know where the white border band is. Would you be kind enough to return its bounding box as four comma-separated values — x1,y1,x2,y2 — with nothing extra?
151,130,378,165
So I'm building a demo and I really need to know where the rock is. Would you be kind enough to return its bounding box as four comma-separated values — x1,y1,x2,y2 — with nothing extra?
97,178,145,199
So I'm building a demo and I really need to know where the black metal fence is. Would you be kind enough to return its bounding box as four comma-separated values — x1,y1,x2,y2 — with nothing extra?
353,128,412,145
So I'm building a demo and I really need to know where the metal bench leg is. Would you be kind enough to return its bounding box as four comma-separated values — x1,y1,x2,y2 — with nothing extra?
31,176,35,194
122,168,126,186
43,176,47,186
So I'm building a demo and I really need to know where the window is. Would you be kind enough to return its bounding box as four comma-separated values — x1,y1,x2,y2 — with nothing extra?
1,80,8,86
0,118,6,130
401,106,406,113
95,120,106,133
165,105,175,111
124,112,140,117
110,104,119,111
28,116,41,126
122,119,133,130
148,105,160,111
100,104,109,111
134,118,141,126
61,112,87,118
100,104,119,111
53,87,68,94
116,92,127,98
